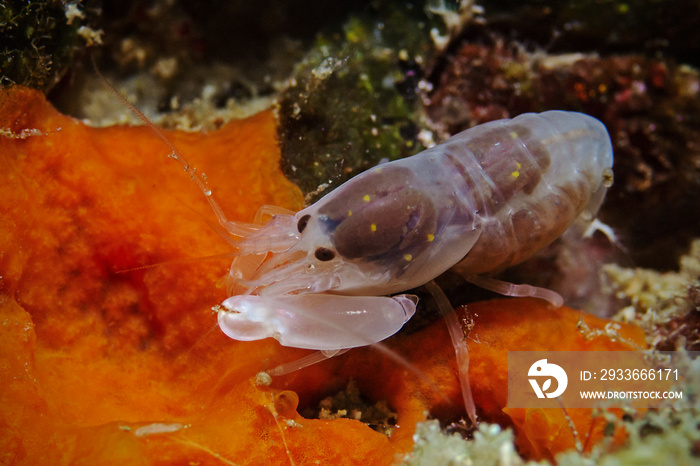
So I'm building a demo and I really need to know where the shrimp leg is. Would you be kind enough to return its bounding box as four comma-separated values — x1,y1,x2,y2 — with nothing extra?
268,349,350,376
462,274,564,308
423,280,478,425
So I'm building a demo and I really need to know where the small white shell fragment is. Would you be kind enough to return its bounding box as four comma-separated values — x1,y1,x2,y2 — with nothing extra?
133,423,185,437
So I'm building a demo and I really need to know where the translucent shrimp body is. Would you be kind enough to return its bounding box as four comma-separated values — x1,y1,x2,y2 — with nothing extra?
219,111,614,349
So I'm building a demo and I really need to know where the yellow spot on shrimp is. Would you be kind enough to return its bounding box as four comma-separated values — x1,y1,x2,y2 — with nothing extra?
510,162,522,179
363,194,371,202
510,131,518,139
404,254,412,262
370,223,377,232
427,234,435,242
347,210,352,216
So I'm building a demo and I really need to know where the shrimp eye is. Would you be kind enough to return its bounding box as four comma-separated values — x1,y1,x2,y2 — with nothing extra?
314,247,336,261
297,214,311,233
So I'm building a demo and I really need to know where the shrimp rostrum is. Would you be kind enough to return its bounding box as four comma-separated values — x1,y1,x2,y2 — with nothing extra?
216,111,614,357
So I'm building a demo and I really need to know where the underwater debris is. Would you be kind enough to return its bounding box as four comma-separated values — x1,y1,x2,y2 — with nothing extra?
479,0,700,67
604,238,700,350
403,420,544,466
305,379,398,437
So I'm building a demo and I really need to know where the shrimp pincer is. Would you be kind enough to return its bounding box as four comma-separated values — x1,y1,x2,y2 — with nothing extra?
218,111,613,353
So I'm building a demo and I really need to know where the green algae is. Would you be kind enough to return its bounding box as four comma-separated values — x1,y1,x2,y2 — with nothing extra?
276,1,479,201
0,1,101,91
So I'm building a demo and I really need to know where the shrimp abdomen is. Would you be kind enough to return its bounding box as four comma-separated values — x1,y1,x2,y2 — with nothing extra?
447,111,614,274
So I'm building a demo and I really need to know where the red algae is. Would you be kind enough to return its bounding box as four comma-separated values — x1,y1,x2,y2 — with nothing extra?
1,86,648,464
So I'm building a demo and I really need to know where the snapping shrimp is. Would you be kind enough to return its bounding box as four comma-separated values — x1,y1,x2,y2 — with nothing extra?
108,81,614,423
216,111,613,351
208,111,614,426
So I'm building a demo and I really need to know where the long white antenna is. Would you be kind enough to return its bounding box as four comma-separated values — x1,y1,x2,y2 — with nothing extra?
91,55,259,237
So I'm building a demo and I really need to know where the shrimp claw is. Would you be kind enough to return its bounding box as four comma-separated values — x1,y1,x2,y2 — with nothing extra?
218,294,418,350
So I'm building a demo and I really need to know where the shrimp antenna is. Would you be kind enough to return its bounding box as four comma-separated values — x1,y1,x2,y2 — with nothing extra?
114,251,238,274
91,55,259,238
